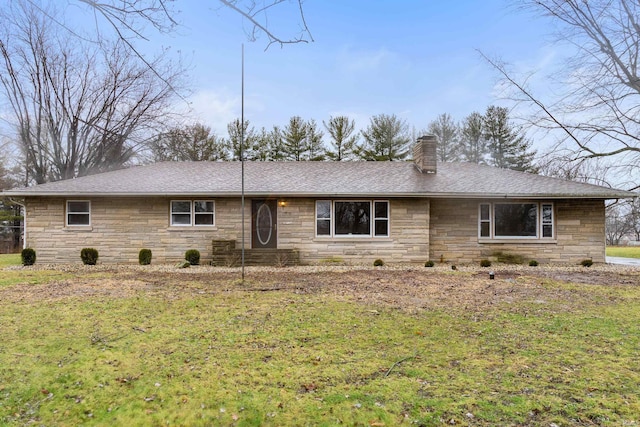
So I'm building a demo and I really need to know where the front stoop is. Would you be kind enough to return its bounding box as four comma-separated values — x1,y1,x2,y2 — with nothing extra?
212,240,299,266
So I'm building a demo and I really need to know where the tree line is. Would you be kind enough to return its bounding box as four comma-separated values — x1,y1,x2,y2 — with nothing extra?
151,107,537,172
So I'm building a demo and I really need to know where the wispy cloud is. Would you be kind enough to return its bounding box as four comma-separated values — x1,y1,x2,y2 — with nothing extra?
337,46,396,73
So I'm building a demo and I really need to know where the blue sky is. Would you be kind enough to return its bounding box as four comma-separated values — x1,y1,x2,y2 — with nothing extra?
133,1,558,139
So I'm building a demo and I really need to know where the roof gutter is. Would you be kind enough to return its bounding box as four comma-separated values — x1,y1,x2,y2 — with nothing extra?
2,191,635,199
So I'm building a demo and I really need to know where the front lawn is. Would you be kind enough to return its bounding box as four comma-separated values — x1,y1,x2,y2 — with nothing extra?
607,245,640,258
1,265,639,426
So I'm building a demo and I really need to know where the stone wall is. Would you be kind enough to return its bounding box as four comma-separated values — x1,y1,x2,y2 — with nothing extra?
24,197,430,264
429,198,606,264
24,196,605,265
24,197,249,264
277,198,430,264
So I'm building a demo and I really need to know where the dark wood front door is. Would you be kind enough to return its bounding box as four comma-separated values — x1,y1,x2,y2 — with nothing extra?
252,200,277,249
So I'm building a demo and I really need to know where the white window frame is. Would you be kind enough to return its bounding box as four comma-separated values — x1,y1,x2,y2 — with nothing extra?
170,200,215,227
478,202,554,240
315,200,389,238
66,200,91,226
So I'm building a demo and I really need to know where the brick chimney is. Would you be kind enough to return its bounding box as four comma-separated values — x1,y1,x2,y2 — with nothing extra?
413,135,437,173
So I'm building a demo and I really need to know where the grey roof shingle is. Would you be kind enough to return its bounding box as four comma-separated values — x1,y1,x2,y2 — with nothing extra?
3,161,636,199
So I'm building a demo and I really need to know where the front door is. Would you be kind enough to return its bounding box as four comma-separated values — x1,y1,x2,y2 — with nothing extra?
252,199,277,249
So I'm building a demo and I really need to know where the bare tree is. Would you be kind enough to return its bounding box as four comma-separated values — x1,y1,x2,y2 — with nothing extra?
0,2,182,183
46,0,312,50
483,1,640,188
606,204,632,245
152,123,228,161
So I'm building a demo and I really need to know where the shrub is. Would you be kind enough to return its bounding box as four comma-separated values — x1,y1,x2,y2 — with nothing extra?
185,249,200,265
581,259,593,267
21,248,36,266
81,248,99,265
424,260,435,268
480,259,491,267
529,260,539,267
139,249,152,265
373,259,384,267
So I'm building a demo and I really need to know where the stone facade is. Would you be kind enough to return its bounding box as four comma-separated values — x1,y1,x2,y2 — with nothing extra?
429,198,606,264
23,196,606,265
24,197,430,264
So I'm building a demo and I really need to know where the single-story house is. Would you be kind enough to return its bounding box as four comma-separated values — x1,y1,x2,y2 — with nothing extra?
3,136,636,265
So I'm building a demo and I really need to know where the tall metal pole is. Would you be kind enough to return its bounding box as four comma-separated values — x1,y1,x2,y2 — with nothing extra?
240,44,246,282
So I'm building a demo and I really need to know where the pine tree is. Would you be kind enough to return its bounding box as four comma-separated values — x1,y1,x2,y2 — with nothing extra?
305,119,325,161
227,119,257,161
483,106,537,172
282,116,308,161
358,114,412,161
459,112,487,164
324,116,358,161
427,113,460,161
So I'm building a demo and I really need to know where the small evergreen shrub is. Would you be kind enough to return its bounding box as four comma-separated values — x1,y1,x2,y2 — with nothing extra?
185,249,200,265
529,260,539,267
21,248,36,266
424,260,435,268
480,259,491,267
81,248,99,265
581,259,593,267
451,265,457,270
139,249,152,265
373,259,384,267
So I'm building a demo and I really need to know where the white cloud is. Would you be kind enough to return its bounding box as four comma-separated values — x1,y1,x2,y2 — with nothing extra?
183,88,241,135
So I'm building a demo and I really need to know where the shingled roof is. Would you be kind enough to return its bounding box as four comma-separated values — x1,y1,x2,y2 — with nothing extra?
3,161,635,199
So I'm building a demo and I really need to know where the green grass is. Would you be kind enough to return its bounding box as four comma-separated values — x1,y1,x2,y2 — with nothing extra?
0,253,20,268
1,269,640,425
607,245,640,258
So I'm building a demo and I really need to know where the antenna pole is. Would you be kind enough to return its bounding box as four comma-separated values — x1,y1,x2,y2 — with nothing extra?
241,44,246,283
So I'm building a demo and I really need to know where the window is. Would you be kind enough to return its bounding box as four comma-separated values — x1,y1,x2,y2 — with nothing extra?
479,202,554,239
67,201,90,226
171,200,215,226
316,200,331,236
374,201,389,236
315,200,389,237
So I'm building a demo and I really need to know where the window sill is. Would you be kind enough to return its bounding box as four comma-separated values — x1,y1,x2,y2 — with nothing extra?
478,238,557,244
313,237,393,242
168,226,218,232
64,226,93,232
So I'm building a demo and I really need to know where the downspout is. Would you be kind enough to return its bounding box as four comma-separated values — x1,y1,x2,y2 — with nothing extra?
8,197,26,250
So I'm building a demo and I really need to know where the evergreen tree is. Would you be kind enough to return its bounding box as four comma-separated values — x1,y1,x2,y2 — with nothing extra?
483,106,537,172
227,119,257,161
323,116,358,161
459,112,487,164
267,126,286,161
282,116,308,161
427,113,460,161
305,119,325,161
358,114,412,161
